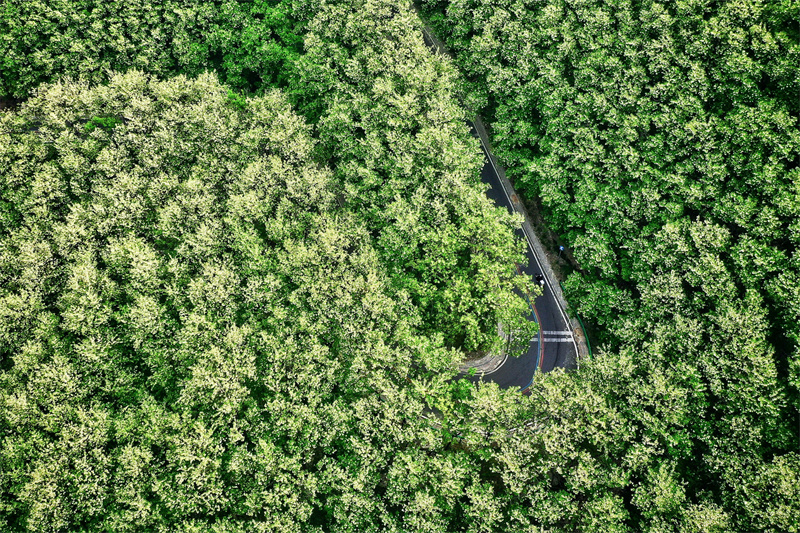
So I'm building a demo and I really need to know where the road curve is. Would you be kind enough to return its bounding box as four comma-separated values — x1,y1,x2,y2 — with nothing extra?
465,123,578,391
415,19,582,389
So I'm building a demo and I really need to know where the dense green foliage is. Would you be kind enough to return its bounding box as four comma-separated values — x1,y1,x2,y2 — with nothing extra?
0,71,519,532
1,0,536,354
419,0,800,530
420,0,800,347
2,0,799,530
0,0,303,99
295,1,536,352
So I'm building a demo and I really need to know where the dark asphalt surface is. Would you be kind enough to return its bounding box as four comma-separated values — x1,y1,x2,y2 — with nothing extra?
465,124,578,391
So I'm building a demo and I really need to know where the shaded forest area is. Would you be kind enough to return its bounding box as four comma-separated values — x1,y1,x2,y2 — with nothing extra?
418,0,800,530
1,0,799,531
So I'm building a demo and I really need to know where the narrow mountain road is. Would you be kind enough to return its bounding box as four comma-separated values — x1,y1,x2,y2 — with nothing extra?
465,123,579,391
416,18,586,390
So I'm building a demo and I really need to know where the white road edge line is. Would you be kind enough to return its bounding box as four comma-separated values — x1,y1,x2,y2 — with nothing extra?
475,131,580,363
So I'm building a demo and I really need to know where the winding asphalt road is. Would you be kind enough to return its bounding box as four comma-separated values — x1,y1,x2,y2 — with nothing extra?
466,124,578,391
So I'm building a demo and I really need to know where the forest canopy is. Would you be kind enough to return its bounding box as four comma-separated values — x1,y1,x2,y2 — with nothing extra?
0,70,527,532
1,0,539,353
418,0,800,530
419,0,800,350
1,0,799,531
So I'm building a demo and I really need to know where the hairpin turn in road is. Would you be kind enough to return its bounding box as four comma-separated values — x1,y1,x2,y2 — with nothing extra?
464,122,581,391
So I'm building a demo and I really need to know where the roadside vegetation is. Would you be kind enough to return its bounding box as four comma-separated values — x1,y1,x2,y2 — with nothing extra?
420,0,800,530
0,0,798,531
